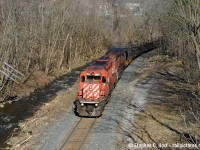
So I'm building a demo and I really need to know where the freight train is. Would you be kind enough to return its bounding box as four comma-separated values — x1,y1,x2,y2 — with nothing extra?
74,41,159,117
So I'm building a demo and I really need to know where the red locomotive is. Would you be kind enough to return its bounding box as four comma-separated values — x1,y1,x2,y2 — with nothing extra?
74,42,158,117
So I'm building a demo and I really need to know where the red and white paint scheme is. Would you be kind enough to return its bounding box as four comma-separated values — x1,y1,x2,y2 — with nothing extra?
75,41,159,116
76,49,126,116
83,83,100,100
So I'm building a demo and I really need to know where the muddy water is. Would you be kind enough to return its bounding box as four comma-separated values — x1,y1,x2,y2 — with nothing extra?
0,67,84,148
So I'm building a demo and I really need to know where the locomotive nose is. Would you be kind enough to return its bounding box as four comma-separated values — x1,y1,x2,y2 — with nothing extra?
83,83,100,100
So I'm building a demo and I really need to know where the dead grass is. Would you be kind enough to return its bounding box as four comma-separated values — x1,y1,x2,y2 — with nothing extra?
117,56,200,150
132,58,200,148
136,104,184,144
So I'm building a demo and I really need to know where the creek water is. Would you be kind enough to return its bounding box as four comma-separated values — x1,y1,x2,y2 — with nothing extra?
0,67,84,148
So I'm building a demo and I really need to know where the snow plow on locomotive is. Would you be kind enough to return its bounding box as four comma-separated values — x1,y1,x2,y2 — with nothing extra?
74,41,160,117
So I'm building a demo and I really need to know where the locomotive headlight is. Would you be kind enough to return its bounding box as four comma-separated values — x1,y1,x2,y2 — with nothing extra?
95,103,98,107
81,103,84,107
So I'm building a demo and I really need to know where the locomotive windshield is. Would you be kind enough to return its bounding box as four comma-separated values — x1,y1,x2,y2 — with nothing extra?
87,75,101,81
94,61,107,66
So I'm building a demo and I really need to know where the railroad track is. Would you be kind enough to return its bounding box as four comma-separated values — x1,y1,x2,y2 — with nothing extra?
58,118,97,150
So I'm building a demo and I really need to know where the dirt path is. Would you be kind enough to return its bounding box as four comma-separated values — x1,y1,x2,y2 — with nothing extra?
6,51,163,150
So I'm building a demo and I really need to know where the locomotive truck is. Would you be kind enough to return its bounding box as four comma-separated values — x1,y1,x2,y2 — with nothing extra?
74,42,158,117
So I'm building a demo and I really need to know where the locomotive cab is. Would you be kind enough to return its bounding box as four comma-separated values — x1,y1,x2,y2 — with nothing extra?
75,60,111,117
75,51,125,117
77,71,109,102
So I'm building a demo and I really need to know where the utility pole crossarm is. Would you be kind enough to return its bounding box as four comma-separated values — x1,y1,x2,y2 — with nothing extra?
4,62,24,77
0,69,19,84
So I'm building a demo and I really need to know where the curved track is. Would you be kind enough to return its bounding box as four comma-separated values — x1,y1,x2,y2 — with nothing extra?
58,117,97,150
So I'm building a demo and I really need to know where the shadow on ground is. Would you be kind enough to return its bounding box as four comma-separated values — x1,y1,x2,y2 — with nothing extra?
0,63,90,147
114,65,200,148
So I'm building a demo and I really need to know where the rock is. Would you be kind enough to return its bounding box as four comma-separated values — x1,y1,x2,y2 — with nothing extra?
0,98,4,102
127,137,133,143
28,131,33,135
7,100,12,104
0,103,4,108
128,143,134,148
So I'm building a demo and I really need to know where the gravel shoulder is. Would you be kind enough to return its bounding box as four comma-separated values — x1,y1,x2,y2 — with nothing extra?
6,51,162,150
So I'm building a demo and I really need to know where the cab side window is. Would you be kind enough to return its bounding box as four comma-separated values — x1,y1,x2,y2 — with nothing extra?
102,76,106,83
81,76,85,82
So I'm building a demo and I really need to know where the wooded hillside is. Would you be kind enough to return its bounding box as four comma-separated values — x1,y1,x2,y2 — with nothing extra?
0,0,155,100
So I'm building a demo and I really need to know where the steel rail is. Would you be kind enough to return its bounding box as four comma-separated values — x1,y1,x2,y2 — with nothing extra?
78,118,96,150
59,118,96,150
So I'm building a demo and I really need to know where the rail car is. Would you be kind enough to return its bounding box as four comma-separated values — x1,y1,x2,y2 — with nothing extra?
74,42,158,117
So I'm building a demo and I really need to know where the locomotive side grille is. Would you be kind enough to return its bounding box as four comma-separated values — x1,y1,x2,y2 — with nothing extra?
83,83,100,100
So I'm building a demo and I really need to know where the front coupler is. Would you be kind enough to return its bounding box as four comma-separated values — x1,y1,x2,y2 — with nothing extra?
74,100,105,117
